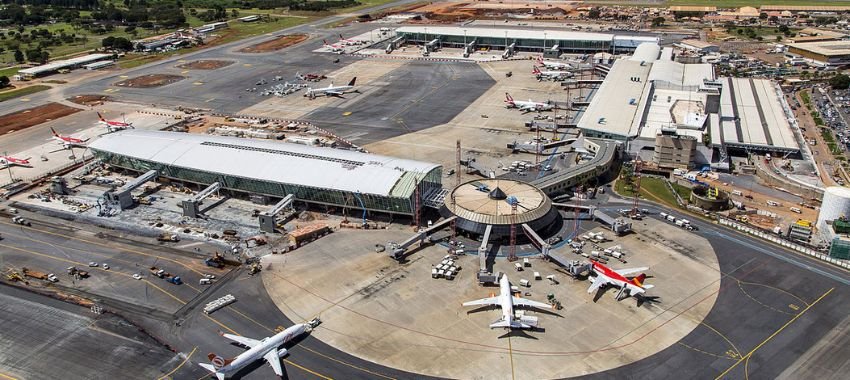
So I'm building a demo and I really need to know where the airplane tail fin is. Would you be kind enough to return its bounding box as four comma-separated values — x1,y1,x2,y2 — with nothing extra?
347,77,356,86
532,66,540,74
50,127,59,137
96,112,105,121
340,33,345,40
632,273,647,287
198,363,226,380
206,353,234,370
505,92,514,102
322,39,328,45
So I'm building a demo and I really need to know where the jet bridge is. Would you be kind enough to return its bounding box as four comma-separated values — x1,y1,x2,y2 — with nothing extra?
182,182,220,218
552,203,632,235
386,36,405,53
463,40,476,58
387,216,457,260
502,42,516,59
258,194,295,233
423,38,441,55
105,170,158,210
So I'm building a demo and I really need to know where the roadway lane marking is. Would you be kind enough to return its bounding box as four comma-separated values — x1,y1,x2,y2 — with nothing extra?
158,346,197,380
0,242,187,306
714,287,834,380
508,336,516,380
0,372,18,380
0,220,207,276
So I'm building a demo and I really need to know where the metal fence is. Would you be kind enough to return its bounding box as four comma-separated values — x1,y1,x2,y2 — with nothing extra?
717,215,850,270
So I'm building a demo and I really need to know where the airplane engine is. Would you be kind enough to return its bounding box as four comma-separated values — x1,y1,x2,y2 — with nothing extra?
0,159,6,165
277,348,289,358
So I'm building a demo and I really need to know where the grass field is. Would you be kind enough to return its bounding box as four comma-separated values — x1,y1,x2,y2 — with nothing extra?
615,176,684,208
0,85,51,102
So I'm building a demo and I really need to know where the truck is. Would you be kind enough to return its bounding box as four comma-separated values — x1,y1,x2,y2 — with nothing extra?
166,276,182,285
22,268,57,282
665,215,676,222
204,252,226,268
157,232,180,242
675,219,685,227
67,266,89,278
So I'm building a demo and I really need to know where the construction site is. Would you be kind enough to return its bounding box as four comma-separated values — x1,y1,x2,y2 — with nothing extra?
0,8,848,380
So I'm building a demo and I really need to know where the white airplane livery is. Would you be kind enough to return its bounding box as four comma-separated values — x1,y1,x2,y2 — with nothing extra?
462,274,552,329
199,318,321,379
532,66,573,81
537,57,572,70
305,77,358,99
504,92,553,113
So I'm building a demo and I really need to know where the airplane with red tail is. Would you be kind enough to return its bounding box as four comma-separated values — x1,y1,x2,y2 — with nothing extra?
587,260,653,301
0,154,32,168
97,112,133,130
50,127,89,150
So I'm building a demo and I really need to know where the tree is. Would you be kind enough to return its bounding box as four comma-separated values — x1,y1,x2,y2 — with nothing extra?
13,49,24,63
830,74,850,90
769,15,779,24
759,12,768,20
102,36,116,48
0,76,9,88
231,9,239,18
651,17,665,27
588,8,600,19
776,35,782,42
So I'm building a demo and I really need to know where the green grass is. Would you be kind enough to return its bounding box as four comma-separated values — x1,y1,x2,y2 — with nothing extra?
822,127,836,144
0,85,51,102
615,177,682,208
0,66,19,78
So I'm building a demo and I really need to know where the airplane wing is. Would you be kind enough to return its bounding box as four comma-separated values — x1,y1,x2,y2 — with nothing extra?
587,275,609,294
614,267,648,277
462,296,500,307
221,333,261,348
263,349,284,377
511,296,552,309
325,90,343,96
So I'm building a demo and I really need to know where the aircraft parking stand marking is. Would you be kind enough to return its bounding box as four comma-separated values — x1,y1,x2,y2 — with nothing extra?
714,287,834,380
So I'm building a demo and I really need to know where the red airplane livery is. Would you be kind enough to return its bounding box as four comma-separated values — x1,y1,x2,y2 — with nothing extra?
587,260,654,300
51,127,89,149
0,154,32,168
97,112,133,130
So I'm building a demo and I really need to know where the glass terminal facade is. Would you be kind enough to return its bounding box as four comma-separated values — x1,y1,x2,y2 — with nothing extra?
92,150,442,215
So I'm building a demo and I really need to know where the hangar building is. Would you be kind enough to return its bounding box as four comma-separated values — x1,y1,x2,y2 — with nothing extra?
88,130,442,215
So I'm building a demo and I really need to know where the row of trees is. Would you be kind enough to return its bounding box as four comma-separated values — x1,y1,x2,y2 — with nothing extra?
8,47,50,63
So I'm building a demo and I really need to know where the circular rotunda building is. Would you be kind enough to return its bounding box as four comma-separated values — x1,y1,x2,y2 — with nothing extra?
440,179,561,240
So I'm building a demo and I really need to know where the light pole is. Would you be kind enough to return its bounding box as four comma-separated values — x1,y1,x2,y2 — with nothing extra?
464,29,467,46
3,151,12,183
505,31,508,50
544,32,547,53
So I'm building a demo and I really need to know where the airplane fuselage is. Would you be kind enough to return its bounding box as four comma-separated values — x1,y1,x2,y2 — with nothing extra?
218,323,307,376
591,262,646,296
498,275,514,323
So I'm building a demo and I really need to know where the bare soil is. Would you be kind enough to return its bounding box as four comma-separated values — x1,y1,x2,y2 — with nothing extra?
67,94,113,106
239,34,308,53
176,60,234,70
114,74,185,88
0,103,81,134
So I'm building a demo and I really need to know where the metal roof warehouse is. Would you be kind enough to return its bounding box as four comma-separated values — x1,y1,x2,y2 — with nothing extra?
89,130,442,215
18,53,112,78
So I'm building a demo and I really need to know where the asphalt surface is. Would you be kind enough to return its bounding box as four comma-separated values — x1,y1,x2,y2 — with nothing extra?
579,195,850,380
303,60,494,144
0,284,195,380
0,212,433,380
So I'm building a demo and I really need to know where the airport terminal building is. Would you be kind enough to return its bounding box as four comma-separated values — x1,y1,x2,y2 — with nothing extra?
395,26,658,55
89,130,442,215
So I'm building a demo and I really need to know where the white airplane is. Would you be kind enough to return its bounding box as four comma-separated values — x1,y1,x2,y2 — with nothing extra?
0,154,32,168
532,66,573,81
337,34,362,46
462,273,552,329
305,77,358,99
536,57,572,70
97,112,133,131
322,39,344,53
199,318,321,380
50,127,88,150
587,261,654,301
504,92,553,113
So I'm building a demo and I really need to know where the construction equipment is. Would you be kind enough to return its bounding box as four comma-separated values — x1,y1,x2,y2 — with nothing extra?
157,232,180,242
546,293,563,310
248,262,262,275
6,270,24,282
67,266,89,278
204,252,226,269
22,267,58,282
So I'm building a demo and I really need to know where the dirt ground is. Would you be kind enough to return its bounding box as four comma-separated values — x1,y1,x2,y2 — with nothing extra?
0,103,81,134
409,1,575,21
175,60,234,70
238,34,308,53
114,74,185,88
67,94,113,106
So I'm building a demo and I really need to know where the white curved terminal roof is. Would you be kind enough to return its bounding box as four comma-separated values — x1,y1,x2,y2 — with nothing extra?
89,130,440,197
